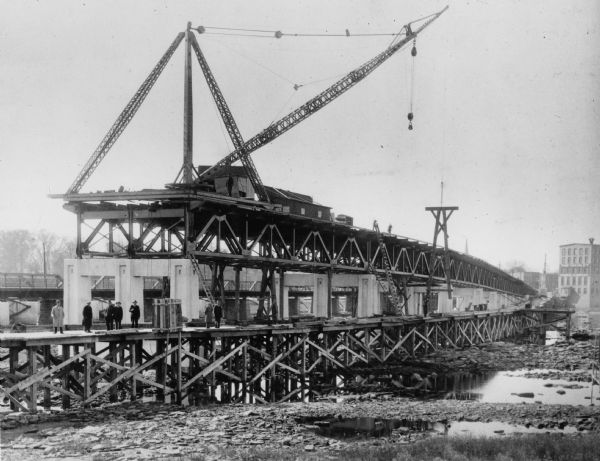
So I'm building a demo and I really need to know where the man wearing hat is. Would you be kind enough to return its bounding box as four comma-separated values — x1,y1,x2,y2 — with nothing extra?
129,300,140,328
113,301,124,330
82,301,93,333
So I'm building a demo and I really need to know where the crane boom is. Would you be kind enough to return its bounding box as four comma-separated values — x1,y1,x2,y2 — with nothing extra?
189,33,270,202
67,32,185,195
197,6,448,184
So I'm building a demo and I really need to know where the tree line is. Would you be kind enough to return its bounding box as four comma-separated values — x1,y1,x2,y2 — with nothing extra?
0,229,76,276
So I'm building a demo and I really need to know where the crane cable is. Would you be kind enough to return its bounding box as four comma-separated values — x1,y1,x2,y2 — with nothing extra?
407,39,417,130
195,11,440,39
196,25,405,39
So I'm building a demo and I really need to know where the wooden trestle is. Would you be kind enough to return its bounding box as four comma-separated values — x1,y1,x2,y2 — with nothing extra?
0,309,568,413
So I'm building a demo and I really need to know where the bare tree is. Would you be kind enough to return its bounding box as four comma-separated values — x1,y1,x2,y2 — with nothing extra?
0,230,76,275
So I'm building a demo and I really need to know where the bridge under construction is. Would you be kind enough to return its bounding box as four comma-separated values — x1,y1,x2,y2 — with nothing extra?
1,8,560,414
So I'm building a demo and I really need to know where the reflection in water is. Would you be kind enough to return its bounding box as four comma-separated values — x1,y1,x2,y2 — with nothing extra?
317,417,445,438
438,369,598,406
310,417,581,439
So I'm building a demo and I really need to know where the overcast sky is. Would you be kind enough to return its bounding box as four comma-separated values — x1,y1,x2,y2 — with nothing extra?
1,0,598,273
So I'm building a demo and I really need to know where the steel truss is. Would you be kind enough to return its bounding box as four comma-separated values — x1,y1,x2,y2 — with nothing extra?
69,195,535,297
0,310,563,413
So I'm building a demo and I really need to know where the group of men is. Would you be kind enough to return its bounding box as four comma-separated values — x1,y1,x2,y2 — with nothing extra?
81,300,141,332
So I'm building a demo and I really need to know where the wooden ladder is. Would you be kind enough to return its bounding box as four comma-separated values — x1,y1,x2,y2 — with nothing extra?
188,255,217,308
372,221,405,315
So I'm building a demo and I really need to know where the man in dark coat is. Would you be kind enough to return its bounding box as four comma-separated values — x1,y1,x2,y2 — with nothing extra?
129,300,140,328
213,302,223,328
271,302,278,323
114,302,123,329
105,302,115,330
82,301,93,333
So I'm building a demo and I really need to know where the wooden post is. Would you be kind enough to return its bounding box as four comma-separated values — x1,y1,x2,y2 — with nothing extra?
235,267,241,322
90,343,97,395
27,348,38,412
279,268,285,321
242,341,248,403
130,342,137,402
157,339,167,402
8,348,19,411
327,270,333,319
108,342,118,403
270,335,278,402
301,335,307,402
174,333,182,404
43,346,51,409
84,348,91,406
62,345,71,409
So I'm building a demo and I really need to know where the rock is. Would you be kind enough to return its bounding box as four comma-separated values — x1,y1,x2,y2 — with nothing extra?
556,390,566,395
304,444,315,451
514,392,534,398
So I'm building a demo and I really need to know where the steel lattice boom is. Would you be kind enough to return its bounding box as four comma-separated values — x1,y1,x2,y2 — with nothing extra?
196,7,448,183
67,33,185,194
188,33,269,201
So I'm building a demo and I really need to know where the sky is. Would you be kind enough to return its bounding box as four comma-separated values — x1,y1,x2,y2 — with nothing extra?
0,0,598,273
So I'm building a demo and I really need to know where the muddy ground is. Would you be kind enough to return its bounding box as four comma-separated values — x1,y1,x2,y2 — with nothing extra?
1,339,599,460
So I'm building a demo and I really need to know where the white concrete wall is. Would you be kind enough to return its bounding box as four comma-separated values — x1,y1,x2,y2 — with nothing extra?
62,258,524,323
63,258,200,325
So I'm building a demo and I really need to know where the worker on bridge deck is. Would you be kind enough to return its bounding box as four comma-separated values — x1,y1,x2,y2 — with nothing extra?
129,300,140,328
51,300,64,334
82,301,93,333
214,302,223,328
105,302,115,330
114,302,123,329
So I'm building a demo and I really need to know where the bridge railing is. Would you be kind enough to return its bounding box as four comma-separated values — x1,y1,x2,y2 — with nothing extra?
0,273,64,289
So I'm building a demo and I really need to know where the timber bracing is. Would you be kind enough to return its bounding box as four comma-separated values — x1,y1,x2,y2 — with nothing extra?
0,310,563,413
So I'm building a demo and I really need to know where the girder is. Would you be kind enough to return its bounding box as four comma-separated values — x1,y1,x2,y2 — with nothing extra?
63,192,535,297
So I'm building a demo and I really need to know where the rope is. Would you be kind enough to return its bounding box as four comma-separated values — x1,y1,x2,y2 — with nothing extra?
201,26,405,39
199,12,440,38
201,36,296,85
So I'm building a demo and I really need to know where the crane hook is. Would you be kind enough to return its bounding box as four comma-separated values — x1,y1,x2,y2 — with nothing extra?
411,38,417,57
407,112,414,130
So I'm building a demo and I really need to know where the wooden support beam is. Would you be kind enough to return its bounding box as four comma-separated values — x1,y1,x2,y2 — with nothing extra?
62,345,71,409
27,348,38,412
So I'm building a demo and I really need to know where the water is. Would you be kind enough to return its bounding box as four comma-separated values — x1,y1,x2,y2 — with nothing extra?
302,416,581,439
443,369,598,406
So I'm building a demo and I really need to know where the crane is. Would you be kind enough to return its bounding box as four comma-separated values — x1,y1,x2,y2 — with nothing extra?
65,7,448,197
195,6,448,186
